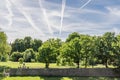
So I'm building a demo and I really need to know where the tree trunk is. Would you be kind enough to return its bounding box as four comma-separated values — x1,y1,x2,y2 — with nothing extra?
76,61,80,68
85,57,88,68
45,62,49,68
105,59,108,68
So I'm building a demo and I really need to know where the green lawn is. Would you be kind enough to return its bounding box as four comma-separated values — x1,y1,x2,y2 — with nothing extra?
0,61,117,80
0,61,76,68
2,77,120,80
0,61,115,68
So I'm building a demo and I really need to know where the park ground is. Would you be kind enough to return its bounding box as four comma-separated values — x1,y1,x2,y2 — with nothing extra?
0,61,120,80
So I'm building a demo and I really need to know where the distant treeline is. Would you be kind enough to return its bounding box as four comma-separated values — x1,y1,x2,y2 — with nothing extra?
0,32,120,68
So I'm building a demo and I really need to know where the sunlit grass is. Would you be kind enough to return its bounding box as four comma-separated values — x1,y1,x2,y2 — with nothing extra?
0,61,75,68
2,77,120,80
2,77,73,80
2,76,42,80
0,61,115,68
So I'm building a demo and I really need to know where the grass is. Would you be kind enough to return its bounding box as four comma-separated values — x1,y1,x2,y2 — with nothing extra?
0,61,117,80
2,77,120,80
0,61,76,68
0,61,115,68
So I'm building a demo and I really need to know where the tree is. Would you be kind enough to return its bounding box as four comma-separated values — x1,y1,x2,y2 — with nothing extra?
38,38,62,68
89,36,98,68
23,48,35,62
59,38,82,68
97,32,116,68
24,36,33,49
81,35,93,68
112,34,120,68
10,52,23,61
11,39,25,53
32,39,42,52
0,32,11,61
11,37,42,53
66,32,80,42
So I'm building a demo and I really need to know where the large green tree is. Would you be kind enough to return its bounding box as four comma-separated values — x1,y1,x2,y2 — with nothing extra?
81,35,94,68
0,32,11,61
59,38,82,68
97,32,116,68
38,38,62,68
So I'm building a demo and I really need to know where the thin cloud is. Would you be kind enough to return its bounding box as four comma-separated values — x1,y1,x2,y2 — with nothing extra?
0,0,120,42
6,0,13,27
59,0,66,36
79,0,92,10
38,0,53,35
10,0,45,36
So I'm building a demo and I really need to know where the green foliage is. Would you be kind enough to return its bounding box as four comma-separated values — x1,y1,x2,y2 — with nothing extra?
23,48,35,62
59,38,82,68
0,54,8,62
96,32,116,68
38,38,62,68
10,52,23,61
11,36,42,53
2,31,120,68
112,34,120,68
32,39,42,51
11,39,25,52
80,35,93,68
0,32,11,62
18,58,24,64
66,32,80,42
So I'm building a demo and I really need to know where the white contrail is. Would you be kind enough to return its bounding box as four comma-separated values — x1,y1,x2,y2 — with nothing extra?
10,0,45,36
38,0,53,35
59,0,66,36
79,0,92,10
6,0,13,27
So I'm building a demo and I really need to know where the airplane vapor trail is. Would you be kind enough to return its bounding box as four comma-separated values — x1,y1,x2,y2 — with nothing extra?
38,0,53,35
79,0,92,9
6,0,13,27
59,0,66,36
9,0,45,36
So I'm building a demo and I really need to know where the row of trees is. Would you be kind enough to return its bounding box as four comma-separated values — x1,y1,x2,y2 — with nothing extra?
38,32,120,68
11,36,42,52
1,31,120,68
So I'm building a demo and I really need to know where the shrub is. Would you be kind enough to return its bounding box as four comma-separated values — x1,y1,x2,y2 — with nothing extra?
23,49,35,62
10,52,23,61
18,58,24,64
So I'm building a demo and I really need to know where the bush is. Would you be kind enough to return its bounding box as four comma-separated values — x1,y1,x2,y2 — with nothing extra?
18,58,24,64
23,49,35,62
0,54,8,62
10,52,23,61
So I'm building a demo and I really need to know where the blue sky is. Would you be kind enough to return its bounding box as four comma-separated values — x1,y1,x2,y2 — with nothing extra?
0,0,120,42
